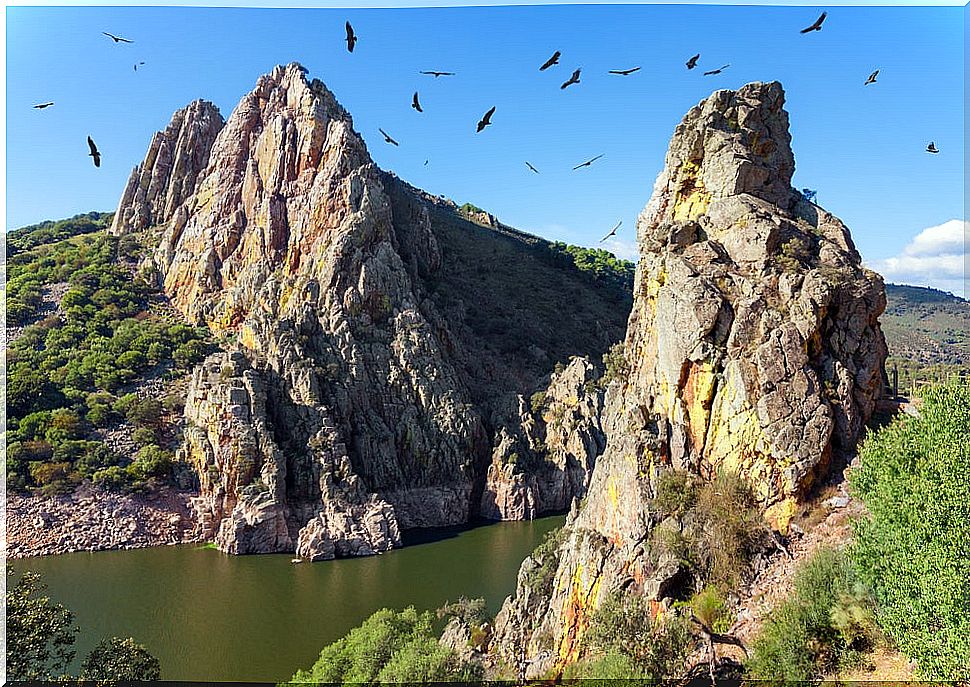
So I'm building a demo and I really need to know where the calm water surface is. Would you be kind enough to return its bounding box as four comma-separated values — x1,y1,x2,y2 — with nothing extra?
14,515,563,682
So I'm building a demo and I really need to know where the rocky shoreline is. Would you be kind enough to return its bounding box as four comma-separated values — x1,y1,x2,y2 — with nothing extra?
5,484,200,559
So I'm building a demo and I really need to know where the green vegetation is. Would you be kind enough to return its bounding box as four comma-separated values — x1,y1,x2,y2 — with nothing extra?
651,469,767,590
600,341,629,386
747,383,969,681
6,569,160,682
289,607,482,685
5,216,211,493
6,211,112,258
549,242,635,294
565,592,692,680
775,235,813,272
848,382,970,679
746,548,880,682
458,202,485,215
523,526,567,596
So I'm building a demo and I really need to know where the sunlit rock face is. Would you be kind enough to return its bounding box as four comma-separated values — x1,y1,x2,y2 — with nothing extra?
490,82,887,677
110,99,225,236
113,63,630,558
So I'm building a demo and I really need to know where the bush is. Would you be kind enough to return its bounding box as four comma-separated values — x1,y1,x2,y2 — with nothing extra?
6,568,160,682
690,585,732,634
849,383,970,679
601,342,629,386
290,607,481,684
523,527,567,596
585,592,692,680
746,548,879,682
652,469,766,590
128,445,173,480
653,470,700,517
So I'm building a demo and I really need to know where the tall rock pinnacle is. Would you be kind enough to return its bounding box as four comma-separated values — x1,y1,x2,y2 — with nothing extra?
111,99,224,235
491,82,888,677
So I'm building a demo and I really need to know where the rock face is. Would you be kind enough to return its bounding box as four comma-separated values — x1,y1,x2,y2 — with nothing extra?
113,63,630,558
480,357,606,520
490,82,887,676
110,100,224,235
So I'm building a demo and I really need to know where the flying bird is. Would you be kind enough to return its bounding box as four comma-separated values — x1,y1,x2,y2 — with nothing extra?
926,142,939,154
703,64,730,76
864,69,879,85
87,136,101,167
412,92,423,112
378,128,398,146
525,161,540,174
134,61,145,71
572,154,604,170
539,51,561,71
102,32,133,43
476,106,496,132
420,70,455,78
609,67,641,76
424,160,429,166
686,53,700,70
599,221,622,243
345,22,357,52
560,69,581,89
33,102,54,109
800,11,827,33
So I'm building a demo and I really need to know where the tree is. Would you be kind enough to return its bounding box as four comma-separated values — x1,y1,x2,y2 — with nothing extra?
6,569,161,682
80,637,161,681
5,570,79,681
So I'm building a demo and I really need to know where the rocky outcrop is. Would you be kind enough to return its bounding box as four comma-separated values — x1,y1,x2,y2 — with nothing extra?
490,82,887,676
110,100,224,236
481,357,606,520
113,63,629,557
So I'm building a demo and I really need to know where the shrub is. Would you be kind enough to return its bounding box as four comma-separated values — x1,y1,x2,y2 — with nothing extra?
132,427,158,447
746,548,879,682
601,342,629,386
849,382,970,679
128,445,173,480
80,637,160,681
585,592,692,680
652,469,766,590
290,607,480,684
524,527,566,596
653,470,700,517
690,585,732,634
694,469,766,589
436,596,488,627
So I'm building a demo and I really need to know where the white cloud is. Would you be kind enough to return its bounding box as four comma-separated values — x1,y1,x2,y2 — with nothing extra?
600,237,639,262
868,219,967,298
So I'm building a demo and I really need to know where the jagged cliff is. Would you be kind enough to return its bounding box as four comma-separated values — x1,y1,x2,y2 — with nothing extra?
111,63,629,558
489,82,887,676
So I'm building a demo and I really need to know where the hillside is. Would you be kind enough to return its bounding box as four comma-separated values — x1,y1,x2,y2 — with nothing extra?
4,215,213,495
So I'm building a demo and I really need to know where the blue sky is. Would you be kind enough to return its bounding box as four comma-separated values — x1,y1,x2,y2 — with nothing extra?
5,3,966,295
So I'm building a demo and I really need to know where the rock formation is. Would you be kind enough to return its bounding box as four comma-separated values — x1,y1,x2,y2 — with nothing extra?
112,63,630,558
489,81,887,676
111,100,224,235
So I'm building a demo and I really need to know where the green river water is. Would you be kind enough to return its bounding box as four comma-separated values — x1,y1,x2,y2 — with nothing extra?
13,515,563,682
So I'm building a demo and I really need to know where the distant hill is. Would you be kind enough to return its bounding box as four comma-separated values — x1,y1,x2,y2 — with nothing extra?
882,284,970,365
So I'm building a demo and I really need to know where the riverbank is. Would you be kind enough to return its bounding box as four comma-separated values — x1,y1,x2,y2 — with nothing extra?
5,484,199,558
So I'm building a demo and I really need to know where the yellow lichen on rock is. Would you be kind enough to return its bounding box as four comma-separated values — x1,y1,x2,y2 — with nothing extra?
764,498,797,533
671,160,711,222
681,360,717,453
